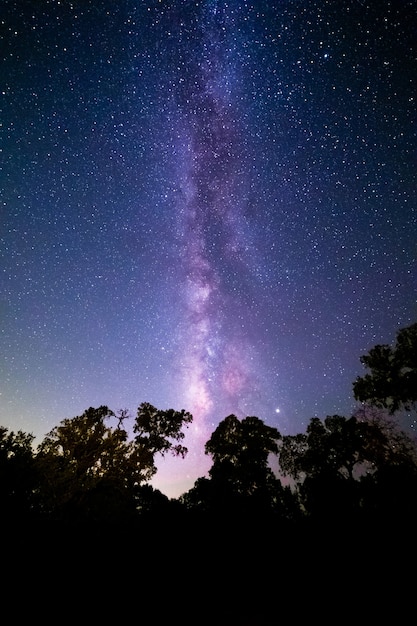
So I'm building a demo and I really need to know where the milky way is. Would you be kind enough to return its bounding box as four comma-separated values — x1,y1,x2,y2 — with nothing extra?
154,2,267,487
173,4,259,431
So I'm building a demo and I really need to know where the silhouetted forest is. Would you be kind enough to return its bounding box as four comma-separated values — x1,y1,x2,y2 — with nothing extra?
2,324,416,624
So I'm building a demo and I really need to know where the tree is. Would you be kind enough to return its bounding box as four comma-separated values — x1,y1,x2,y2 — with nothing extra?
353,405,417,523
279,415,367,519
279,412,417,522
34,403,193,522
280,415,370,483
353,404,417,470
184,414,295,518
353,322,417,413
0,426,36,522
35,406,129,521
205,414,281,496
133,402,193,462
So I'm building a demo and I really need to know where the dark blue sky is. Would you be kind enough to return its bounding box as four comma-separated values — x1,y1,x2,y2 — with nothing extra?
1,0,416,496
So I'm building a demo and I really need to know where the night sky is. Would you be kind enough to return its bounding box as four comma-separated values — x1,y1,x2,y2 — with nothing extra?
2,0,416,497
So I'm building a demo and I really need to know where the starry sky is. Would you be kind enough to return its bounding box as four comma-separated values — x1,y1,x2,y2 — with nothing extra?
1,0,416,498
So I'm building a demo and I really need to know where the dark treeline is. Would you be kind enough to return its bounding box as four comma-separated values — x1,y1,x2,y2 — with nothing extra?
2,405,417,529
2,323,417,624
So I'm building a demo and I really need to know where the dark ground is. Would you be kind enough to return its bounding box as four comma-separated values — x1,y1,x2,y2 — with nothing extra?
3,512,414,624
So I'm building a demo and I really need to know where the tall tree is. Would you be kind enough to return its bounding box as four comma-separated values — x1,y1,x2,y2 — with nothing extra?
205,414,281,497
35,403,192,522
184,414,295,518
353,322,417,413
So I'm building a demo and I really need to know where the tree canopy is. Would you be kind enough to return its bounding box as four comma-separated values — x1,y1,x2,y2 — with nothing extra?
181,414,301,520
205,414,281,496
34,403,192,522
0,426,36,521
353,322,417,413
279,410,417,521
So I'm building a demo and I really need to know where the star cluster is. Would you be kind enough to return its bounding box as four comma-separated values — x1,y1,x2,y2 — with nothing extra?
1,0,416,497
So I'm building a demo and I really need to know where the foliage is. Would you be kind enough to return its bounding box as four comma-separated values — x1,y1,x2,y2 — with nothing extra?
353,322,417,413
205,414,281,496
280,415,369,482
134,402,193,460
0,426,36,520
353,404,417,469
180,414,301,519
279,411,417,520
34,403,192,522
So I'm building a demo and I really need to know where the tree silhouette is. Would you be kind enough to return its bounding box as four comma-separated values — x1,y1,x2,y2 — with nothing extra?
181,414,299,519
353,405,417,523
280,415,370,482
0,426,36,522
205,414,281,497
279,412,417,523
134,402,193,460
353,322,417,413
279,416,364,520
34,403,192,523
